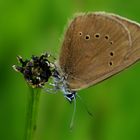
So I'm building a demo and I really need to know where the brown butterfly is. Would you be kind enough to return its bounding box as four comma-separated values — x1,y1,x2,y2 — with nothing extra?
12,12,140,129
52,12,140,102
13,12,140,102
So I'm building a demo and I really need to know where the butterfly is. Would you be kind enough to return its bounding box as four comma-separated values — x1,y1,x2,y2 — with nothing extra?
13,12,140,102
52,12,140,102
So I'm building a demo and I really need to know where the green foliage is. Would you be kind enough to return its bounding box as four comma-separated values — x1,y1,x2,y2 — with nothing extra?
1,0,140,140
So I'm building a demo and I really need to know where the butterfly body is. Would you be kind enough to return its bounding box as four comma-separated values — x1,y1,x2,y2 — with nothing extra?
52,68,76,102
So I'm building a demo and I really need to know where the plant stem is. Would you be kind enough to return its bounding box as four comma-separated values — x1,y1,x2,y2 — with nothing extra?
24,87,41,140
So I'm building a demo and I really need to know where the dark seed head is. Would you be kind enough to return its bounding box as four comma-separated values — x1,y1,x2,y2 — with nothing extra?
13,52,54,88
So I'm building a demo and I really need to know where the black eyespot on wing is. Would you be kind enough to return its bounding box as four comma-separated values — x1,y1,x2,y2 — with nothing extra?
110,52,114,56
105,35,109,40
94,33,100,39
79,32,83,36
110,41,113,45
109,61,113,66
85,35,90,40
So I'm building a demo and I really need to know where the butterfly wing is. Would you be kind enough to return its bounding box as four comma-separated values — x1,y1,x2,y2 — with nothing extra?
58,12,140,91
108,13,140,62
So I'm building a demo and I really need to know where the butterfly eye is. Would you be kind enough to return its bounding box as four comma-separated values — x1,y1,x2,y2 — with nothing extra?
85,35,90,40
79,32,83,36
94,33,100,39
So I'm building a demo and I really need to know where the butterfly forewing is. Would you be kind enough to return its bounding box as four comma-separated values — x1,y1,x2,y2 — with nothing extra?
59,12,140,91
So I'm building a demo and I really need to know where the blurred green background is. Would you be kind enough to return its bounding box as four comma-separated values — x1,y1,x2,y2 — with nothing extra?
1,0,140,140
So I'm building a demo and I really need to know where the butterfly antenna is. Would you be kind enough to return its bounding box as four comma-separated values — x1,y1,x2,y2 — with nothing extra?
69,95,77,131
76,94,95,119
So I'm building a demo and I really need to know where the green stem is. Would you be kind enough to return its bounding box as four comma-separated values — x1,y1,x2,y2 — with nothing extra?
24,87,41,140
